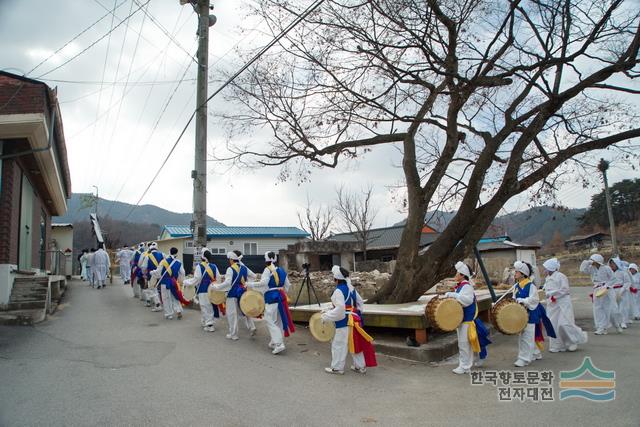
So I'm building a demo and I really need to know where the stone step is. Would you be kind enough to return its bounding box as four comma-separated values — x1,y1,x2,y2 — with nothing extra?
9,296,47,304
10,292,48,299
0,309,46,326
13,281,48,288
11,287,48,294
14,277,49,285
7,301,46,310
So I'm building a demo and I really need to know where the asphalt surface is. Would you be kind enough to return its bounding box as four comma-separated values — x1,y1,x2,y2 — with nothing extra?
0,279,638,426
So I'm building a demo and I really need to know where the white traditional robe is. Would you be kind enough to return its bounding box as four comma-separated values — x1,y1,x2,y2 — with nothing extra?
580,261,620,332
543,271,588,351
212,264,257,338
630,271,640,320
92,249,111,286
248,266,292,349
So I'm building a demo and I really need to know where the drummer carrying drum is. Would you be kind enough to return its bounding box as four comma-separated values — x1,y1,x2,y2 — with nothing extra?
247,251,295,355
443,262,491,374
184,248,222,331
211,251,257,340
512,261,555,367
321,266,376,375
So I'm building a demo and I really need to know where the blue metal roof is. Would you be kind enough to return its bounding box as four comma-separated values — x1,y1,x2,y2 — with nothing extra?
161,225,309,239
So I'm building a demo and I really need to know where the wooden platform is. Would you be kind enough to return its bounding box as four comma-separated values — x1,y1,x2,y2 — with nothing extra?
289,289,510,344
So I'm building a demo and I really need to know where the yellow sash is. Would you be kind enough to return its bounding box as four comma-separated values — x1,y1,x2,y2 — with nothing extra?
230,263,246,286
201,262,215,280
148,252,160,268
347,313,374,354
160,259,173,277
267,264,280,286
465,302,481,353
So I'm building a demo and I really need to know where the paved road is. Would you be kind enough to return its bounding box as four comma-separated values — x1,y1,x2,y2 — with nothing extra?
0,280,638,426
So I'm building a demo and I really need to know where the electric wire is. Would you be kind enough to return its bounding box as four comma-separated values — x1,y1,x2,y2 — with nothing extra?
124,0,326,220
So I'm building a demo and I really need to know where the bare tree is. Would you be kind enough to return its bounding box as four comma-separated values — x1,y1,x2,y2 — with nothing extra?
297,195,334,241
334,185,379,261
220,0,640,302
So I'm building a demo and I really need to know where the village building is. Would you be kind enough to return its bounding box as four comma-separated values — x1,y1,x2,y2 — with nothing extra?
50,223,73,278
0,71,71,313
564,232,610,251
158,225,309,273
474,236,541,281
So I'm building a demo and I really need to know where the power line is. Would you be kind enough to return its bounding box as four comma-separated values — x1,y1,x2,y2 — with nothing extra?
34,0,150,79
25,0,129,76
124,0,326,220
132,0,197,64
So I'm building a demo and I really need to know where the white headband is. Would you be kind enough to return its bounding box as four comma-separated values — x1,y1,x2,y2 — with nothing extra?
590,254,604,265
455,261,471,278
227,251,240,261
148,242,157,250
201,248,210,261
514,261,530,277
610,257,623,270
543,258,560,272
629,263,639,272
331,265,346,281
264,251,277,263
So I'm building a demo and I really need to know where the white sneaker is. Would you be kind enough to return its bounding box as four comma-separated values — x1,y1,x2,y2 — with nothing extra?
268,342,276,349
152,306,162,312
568,344,578,352
351,365,367,374
250,328,257,337
617,326,623,333
594,329,607,335
225,334,239,341
535,353,543,360
165,316,173,320
324,367,344,375
514,359,528,367
452,367,469,375
549,349,564,353
272,344,286,355
204,325,215,332
621,323,628,329
474,359,484,368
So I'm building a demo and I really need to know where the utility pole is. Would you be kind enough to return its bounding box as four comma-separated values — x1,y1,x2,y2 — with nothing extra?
598,159,618,256
92,185,99,219
181,0,216,257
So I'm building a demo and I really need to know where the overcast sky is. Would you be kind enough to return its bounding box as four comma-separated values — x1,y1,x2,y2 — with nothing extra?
1,0,638,229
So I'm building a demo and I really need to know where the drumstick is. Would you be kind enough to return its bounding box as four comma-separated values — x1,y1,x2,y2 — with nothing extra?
493,284,517,305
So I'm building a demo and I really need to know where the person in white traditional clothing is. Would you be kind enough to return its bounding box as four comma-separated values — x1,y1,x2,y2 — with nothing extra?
542,258,588,352
247,251,294,355
116,245,133,284
512,261,544,367
87,248,96,287
152,247,186,320
131,243,146,299
210,250,256,340
184,248,221,332
141,242,164,312
628,263,640,320
92,244,111,289
79,249,88,281
609,257,633,329
443,262,491,374
321,265,376,374
579,254,621,335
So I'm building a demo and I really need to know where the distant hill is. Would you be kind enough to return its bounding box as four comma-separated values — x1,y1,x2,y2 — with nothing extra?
395,206,585,245
54,193,224,226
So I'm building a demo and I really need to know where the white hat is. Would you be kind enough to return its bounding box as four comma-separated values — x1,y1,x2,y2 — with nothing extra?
590,254,604,265
138,243,145,249
331,265,346,281
455,261,471,278
201,247,210,261
514,261,530,277
629,263,639,272
227,251,240,261
148,242,158,250
543,258,560,272
264,251,277,263
609,257,623,270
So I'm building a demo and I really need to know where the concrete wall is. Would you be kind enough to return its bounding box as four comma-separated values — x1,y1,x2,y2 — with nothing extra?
51,225,73,276
0,264,16,306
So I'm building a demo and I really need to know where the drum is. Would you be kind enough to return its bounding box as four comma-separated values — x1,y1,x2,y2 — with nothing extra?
595,287,608,298
426,296,463,332
309,312,336,342
239,290,265,318
182,285,196,301
490,298,528,335
208,288,227,305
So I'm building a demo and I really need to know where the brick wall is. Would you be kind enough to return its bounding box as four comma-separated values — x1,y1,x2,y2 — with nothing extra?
0,158,20,265
0,75,47,115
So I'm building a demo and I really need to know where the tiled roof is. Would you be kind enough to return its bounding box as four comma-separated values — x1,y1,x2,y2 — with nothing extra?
161,225,309,239
329,225,439,249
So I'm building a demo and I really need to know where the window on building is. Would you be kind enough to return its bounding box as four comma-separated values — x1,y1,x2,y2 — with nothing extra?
218,248,225,254
243,242,258,255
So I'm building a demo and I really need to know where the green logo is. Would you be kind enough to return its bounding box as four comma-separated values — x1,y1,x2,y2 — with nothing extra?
559,357,615,401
